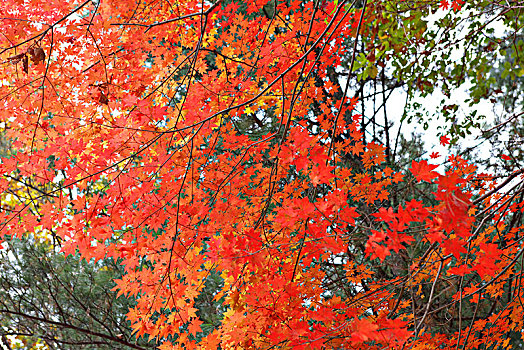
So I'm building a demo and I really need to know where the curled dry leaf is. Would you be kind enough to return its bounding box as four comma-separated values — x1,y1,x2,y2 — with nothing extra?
7,53,25,65
22,55,28,73
98,91,109,105
30,47,46,64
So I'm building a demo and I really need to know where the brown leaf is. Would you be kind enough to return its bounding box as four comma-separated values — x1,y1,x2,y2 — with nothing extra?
98,92,109,105
30,47,46,64
7,53,25,65
22,55,28,73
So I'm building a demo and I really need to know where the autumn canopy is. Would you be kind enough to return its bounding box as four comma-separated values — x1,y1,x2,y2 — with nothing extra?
1,0,523,348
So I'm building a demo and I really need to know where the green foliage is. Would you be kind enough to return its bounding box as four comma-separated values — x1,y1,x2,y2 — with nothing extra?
0,237,153,349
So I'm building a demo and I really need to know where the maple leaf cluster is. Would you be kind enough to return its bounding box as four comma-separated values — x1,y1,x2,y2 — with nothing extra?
1,0,523,349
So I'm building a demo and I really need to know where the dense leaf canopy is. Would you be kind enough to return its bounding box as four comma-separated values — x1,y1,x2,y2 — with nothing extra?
1,0,523,349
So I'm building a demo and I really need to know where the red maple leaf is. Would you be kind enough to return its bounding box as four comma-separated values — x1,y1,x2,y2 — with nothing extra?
188,318,203,335
439,135,450,146
410,160,439,182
